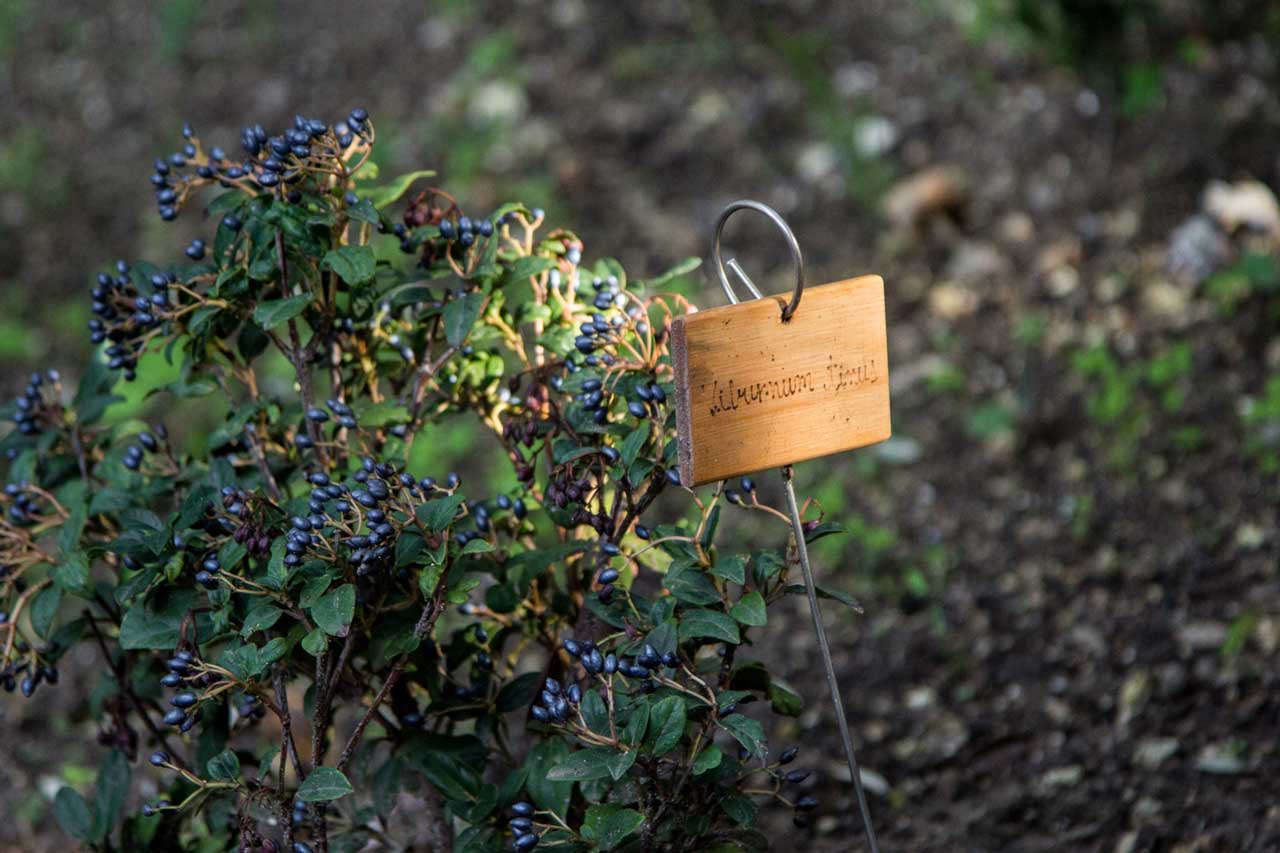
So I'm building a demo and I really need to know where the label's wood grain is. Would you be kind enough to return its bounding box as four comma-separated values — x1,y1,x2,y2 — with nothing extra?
671,275,891,486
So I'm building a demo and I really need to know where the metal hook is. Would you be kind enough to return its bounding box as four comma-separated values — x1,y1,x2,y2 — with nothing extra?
712,199,805,321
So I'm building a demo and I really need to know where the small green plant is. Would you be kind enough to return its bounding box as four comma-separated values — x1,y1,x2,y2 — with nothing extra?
2,110,835,851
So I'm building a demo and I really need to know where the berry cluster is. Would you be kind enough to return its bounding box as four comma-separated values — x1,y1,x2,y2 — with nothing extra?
158,650,203,733
121,427,165,471
87,261,174,382
8,370,60,437
0,654,57,697
149,109,372,220
505,801,540,850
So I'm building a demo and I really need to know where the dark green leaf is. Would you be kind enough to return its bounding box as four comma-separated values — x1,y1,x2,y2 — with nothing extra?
52,552,91,597
296,766,354,802
443,291,486,347
692,743,723,775
729,591,766,626
30,584,61,639
665,562,720,606
240,602,282,638
524,739,573,817
677,609,739,644
710,554,746,585
119,589,198,650
581,689,610,736
504,255,555,285
620,424,648,468
416,493,466,532
92,749,130,842
252,293,312,330
207,748,240,782
361,169,436,209
718,714,766,760
496,672,542,713
768,677,804,717
311,584,355,636
53,787,94,842
581,804,645,850
782,583,863,611
646,695,686,757
803,521,847,544
604,748,636,781
719,791,757,827
545,746,615,781
321,245,376,285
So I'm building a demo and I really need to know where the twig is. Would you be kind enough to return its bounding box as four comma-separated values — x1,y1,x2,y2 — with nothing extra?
335,594,443,773
83,608,186,769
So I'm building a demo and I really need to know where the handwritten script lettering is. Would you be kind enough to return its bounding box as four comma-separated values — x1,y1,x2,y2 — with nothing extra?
702,356,879,417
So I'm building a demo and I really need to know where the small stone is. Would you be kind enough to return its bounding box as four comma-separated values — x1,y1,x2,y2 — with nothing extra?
1177,621,1227,653
1039,765,1083,788
853,116,898,158
1203,179,1280,239
1142,279,1189,318
884,166,968,229
1195,742,1245,775
796,142,839,183
1046,266,1080,298
905,685,936,710
1235,523,1265,550
1117,670,1150,729
946,241,1010,282
1134,737,1179,770
1167,214,1231,283
928,281,979,319
997,211,1035,244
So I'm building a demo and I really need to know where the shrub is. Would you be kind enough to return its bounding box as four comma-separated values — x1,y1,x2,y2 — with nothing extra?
0,110,825,852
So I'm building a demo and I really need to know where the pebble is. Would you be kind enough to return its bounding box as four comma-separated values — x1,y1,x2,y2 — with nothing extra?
1195,742,1245,775
1177,621,1227,652
1133,737,1178,770
884,166,968,229
1203,178,1280,238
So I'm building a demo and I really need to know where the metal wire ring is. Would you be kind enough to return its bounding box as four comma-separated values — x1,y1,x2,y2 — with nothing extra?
712,199,805,321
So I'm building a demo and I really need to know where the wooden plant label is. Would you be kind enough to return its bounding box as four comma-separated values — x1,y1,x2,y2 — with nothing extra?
671,275,891,486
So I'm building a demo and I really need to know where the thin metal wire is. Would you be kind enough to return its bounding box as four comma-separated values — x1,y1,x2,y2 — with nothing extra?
712,200,804,320
783,466,879,852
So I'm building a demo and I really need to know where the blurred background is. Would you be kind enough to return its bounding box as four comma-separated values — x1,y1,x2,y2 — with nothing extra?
3,0,1280,849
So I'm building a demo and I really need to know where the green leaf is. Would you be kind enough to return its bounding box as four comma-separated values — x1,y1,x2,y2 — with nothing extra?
782,583,863,611
458,538,494,556
729,591,766,626
718,714,766,760
719,791,756,827
206,748,241,782
240,601,282,638
581,804,645,850
353,400,409,427
604,748,636,781
646,695,686,757
620,424,648,468
119,589,197,650
496,672,543,713
92,749,130,842
644,256,701,288
545,746,615,781
53,787,94,842
710,554,746,585
678,609,740,644
524,739,573,817
443,291,486,347
52,552,91,596
361,169,436,209
321,245,376,285
311,584,355,636
692,743,722,775
416,493,466,532
504,255,555,285
581,689,610,736
30,584,61,639
252,293,312,330
296,766,354,802
664,562,720,606
768,677,804,717
302,628,327,656
623,702,649,746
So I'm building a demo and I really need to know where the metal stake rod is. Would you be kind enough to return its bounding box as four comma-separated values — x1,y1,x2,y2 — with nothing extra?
782,465,879,853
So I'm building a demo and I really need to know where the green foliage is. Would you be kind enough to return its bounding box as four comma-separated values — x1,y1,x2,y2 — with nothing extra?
0,111,823,851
